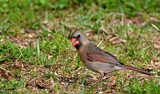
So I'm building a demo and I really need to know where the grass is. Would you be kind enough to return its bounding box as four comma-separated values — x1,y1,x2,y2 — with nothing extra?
0,0,160,93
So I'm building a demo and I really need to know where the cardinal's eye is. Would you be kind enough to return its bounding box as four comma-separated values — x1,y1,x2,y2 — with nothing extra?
77,34,80,38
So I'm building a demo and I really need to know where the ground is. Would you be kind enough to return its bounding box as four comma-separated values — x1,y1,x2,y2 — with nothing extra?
0,0,160,93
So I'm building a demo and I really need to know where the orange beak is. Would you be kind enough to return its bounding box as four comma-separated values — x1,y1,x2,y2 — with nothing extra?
71,38,80,46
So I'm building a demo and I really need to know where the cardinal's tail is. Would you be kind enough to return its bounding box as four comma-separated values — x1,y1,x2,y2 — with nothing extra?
121,65,153,76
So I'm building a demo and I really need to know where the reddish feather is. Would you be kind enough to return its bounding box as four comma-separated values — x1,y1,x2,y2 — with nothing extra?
121,65,153,75
86,52,112,63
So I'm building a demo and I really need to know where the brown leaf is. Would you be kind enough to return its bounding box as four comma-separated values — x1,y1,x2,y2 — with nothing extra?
52,63,62,69
64,24,77,30
108,34,127,44
15,61,25,70
154,41,160,49
36,79,48,89
0,67,15,80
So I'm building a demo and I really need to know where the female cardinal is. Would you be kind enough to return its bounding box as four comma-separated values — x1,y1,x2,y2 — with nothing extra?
70,31,153,78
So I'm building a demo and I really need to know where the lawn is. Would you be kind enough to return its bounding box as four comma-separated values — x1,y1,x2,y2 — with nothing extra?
0,0,160,93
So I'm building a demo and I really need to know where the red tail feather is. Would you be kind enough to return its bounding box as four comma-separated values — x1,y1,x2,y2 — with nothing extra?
121,65,153,76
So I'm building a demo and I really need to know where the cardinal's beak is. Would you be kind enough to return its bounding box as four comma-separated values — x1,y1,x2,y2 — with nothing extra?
71,38,80,46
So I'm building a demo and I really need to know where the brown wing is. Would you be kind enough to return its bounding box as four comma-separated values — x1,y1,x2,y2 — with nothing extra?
86,52,114,63
86,43,124,65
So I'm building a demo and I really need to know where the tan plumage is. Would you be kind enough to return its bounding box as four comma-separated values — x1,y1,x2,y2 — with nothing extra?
70,31,153,77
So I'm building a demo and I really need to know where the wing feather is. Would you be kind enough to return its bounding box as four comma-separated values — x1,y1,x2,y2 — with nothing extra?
86,52,113,63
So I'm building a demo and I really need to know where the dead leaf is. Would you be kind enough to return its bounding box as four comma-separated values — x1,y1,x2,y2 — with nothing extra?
154,41,160,49
108,34,127,44
0,67,15,80
27,76,55,91
126,17,145,26
47,55,53,60
64,24,77,30
25,29,36,33
15,61,25,70
52,63,62,69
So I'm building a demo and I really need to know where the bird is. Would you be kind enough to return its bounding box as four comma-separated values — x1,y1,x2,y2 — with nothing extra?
70,31,153,78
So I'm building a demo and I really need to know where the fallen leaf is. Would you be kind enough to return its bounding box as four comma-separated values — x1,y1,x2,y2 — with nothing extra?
0,67,15,80
15,61,25,70
154,41,160,49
